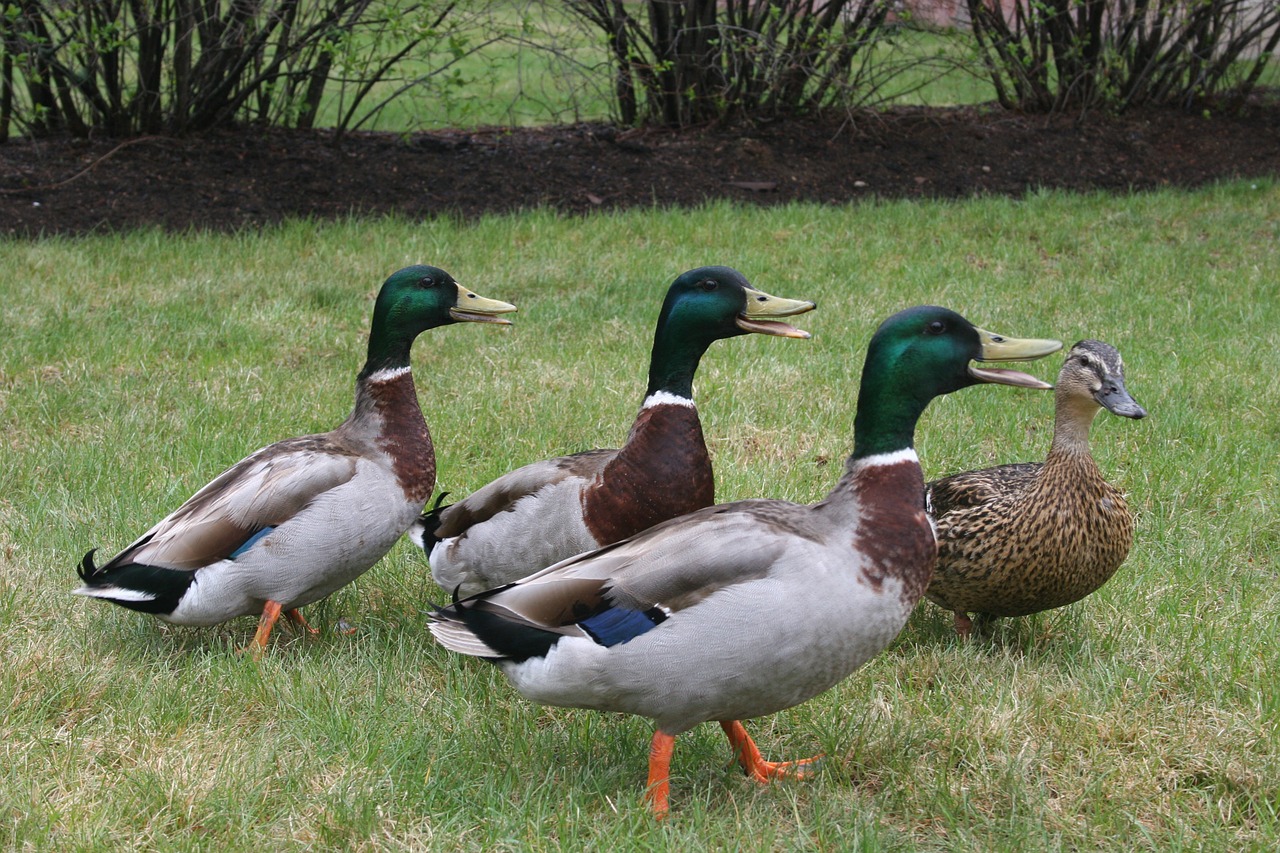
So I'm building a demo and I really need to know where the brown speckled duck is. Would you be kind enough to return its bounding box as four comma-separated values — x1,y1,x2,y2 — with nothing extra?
925,339,1147,637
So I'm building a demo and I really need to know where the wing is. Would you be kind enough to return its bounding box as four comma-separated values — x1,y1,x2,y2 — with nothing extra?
927,462,1043,516
446,498,807,634
104,435,360,572
432,448,616,538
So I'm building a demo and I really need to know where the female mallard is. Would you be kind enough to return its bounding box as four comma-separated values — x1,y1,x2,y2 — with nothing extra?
75,265,515,655
412,266,815,596
428,306,1059,817
925,339,1147,637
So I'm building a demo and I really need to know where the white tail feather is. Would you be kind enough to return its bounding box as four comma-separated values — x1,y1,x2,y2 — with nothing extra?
428,620,501,658
72,585,157,603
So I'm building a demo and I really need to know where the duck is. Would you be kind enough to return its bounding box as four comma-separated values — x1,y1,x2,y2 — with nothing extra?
411,265,816,597
428,305,1060,817
75,265,516,655
924,339,1147,637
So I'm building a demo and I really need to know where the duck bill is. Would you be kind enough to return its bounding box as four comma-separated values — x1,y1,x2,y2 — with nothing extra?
968,328,1062,389
449,284,517,325
1095,380,1147,419
734,287,816,339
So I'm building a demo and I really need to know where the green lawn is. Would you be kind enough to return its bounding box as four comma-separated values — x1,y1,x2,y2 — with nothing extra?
2,183,1278,849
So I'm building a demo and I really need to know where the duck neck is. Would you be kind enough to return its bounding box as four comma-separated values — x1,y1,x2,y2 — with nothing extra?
1048,394,1101,456
347,316,435,503
819,372,934,602
589,392,713,543
850,373,929,462
819,366,929,511
822,442,932,604
359,324,417,381
644,319,720,401
347,366,435,504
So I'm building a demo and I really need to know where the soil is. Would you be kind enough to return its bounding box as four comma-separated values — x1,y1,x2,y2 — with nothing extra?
3,100,1280,238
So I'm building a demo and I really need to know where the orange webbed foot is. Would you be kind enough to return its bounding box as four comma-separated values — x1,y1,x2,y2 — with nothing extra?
719,720,823,783
285,608,320,636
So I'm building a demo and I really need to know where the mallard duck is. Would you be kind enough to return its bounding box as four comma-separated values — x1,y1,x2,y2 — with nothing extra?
924,339,1146,637
428,306,1060,817
411,266,816,596
75,265,516,655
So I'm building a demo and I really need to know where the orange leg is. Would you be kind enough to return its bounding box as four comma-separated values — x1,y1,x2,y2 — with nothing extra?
953,611,973,638
644,730,676,820
285,608,320,636
242,599,285,658
719,720,823,783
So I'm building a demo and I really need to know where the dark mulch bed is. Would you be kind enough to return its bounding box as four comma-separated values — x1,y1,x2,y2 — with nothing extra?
3,101,1279,238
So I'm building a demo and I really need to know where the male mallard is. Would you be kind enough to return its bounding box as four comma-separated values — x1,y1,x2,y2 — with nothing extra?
412,266,815,596
925,339,1146,637
75,265,516,654
428,306,1060,817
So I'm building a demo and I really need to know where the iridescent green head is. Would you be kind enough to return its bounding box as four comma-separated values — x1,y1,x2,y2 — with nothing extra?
647,266,816,399
363,265,516,376
853,306,1061,458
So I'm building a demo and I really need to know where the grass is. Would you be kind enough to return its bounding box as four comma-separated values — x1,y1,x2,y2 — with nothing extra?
2,182,1279,849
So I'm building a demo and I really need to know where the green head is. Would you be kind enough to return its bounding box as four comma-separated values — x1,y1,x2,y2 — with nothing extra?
363,265,516,377
647,266,816,399
852,306,1061,458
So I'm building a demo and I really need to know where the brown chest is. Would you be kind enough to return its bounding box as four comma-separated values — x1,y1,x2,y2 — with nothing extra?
851,460,936,607
583,403,714,545
369,376,436,505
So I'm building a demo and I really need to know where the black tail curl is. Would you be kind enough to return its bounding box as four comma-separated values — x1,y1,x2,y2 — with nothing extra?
417,491,452,552
77,549,102,583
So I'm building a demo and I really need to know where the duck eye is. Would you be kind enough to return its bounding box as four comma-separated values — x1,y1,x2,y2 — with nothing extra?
699,280,718,292
1076,355,1090,366
926,320,946,335
418,276,436,288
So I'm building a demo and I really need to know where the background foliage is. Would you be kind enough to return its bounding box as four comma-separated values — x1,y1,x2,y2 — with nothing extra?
966,0,1280,112
2,0,1277,140
0,0,498,139
561,0,898,125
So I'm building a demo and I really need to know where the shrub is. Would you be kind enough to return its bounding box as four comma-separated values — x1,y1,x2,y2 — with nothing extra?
0,0,471,139
559,0,906,127
966,0,1280,113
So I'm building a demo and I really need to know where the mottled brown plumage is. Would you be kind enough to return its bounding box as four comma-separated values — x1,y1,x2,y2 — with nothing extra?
925,340,1147,636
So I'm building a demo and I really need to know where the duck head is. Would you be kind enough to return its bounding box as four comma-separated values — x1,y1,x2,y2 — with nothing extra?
656,266,815,344
363,265,516,376
853,306,1061,457
645,266,815,398
1057,339,1147,420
